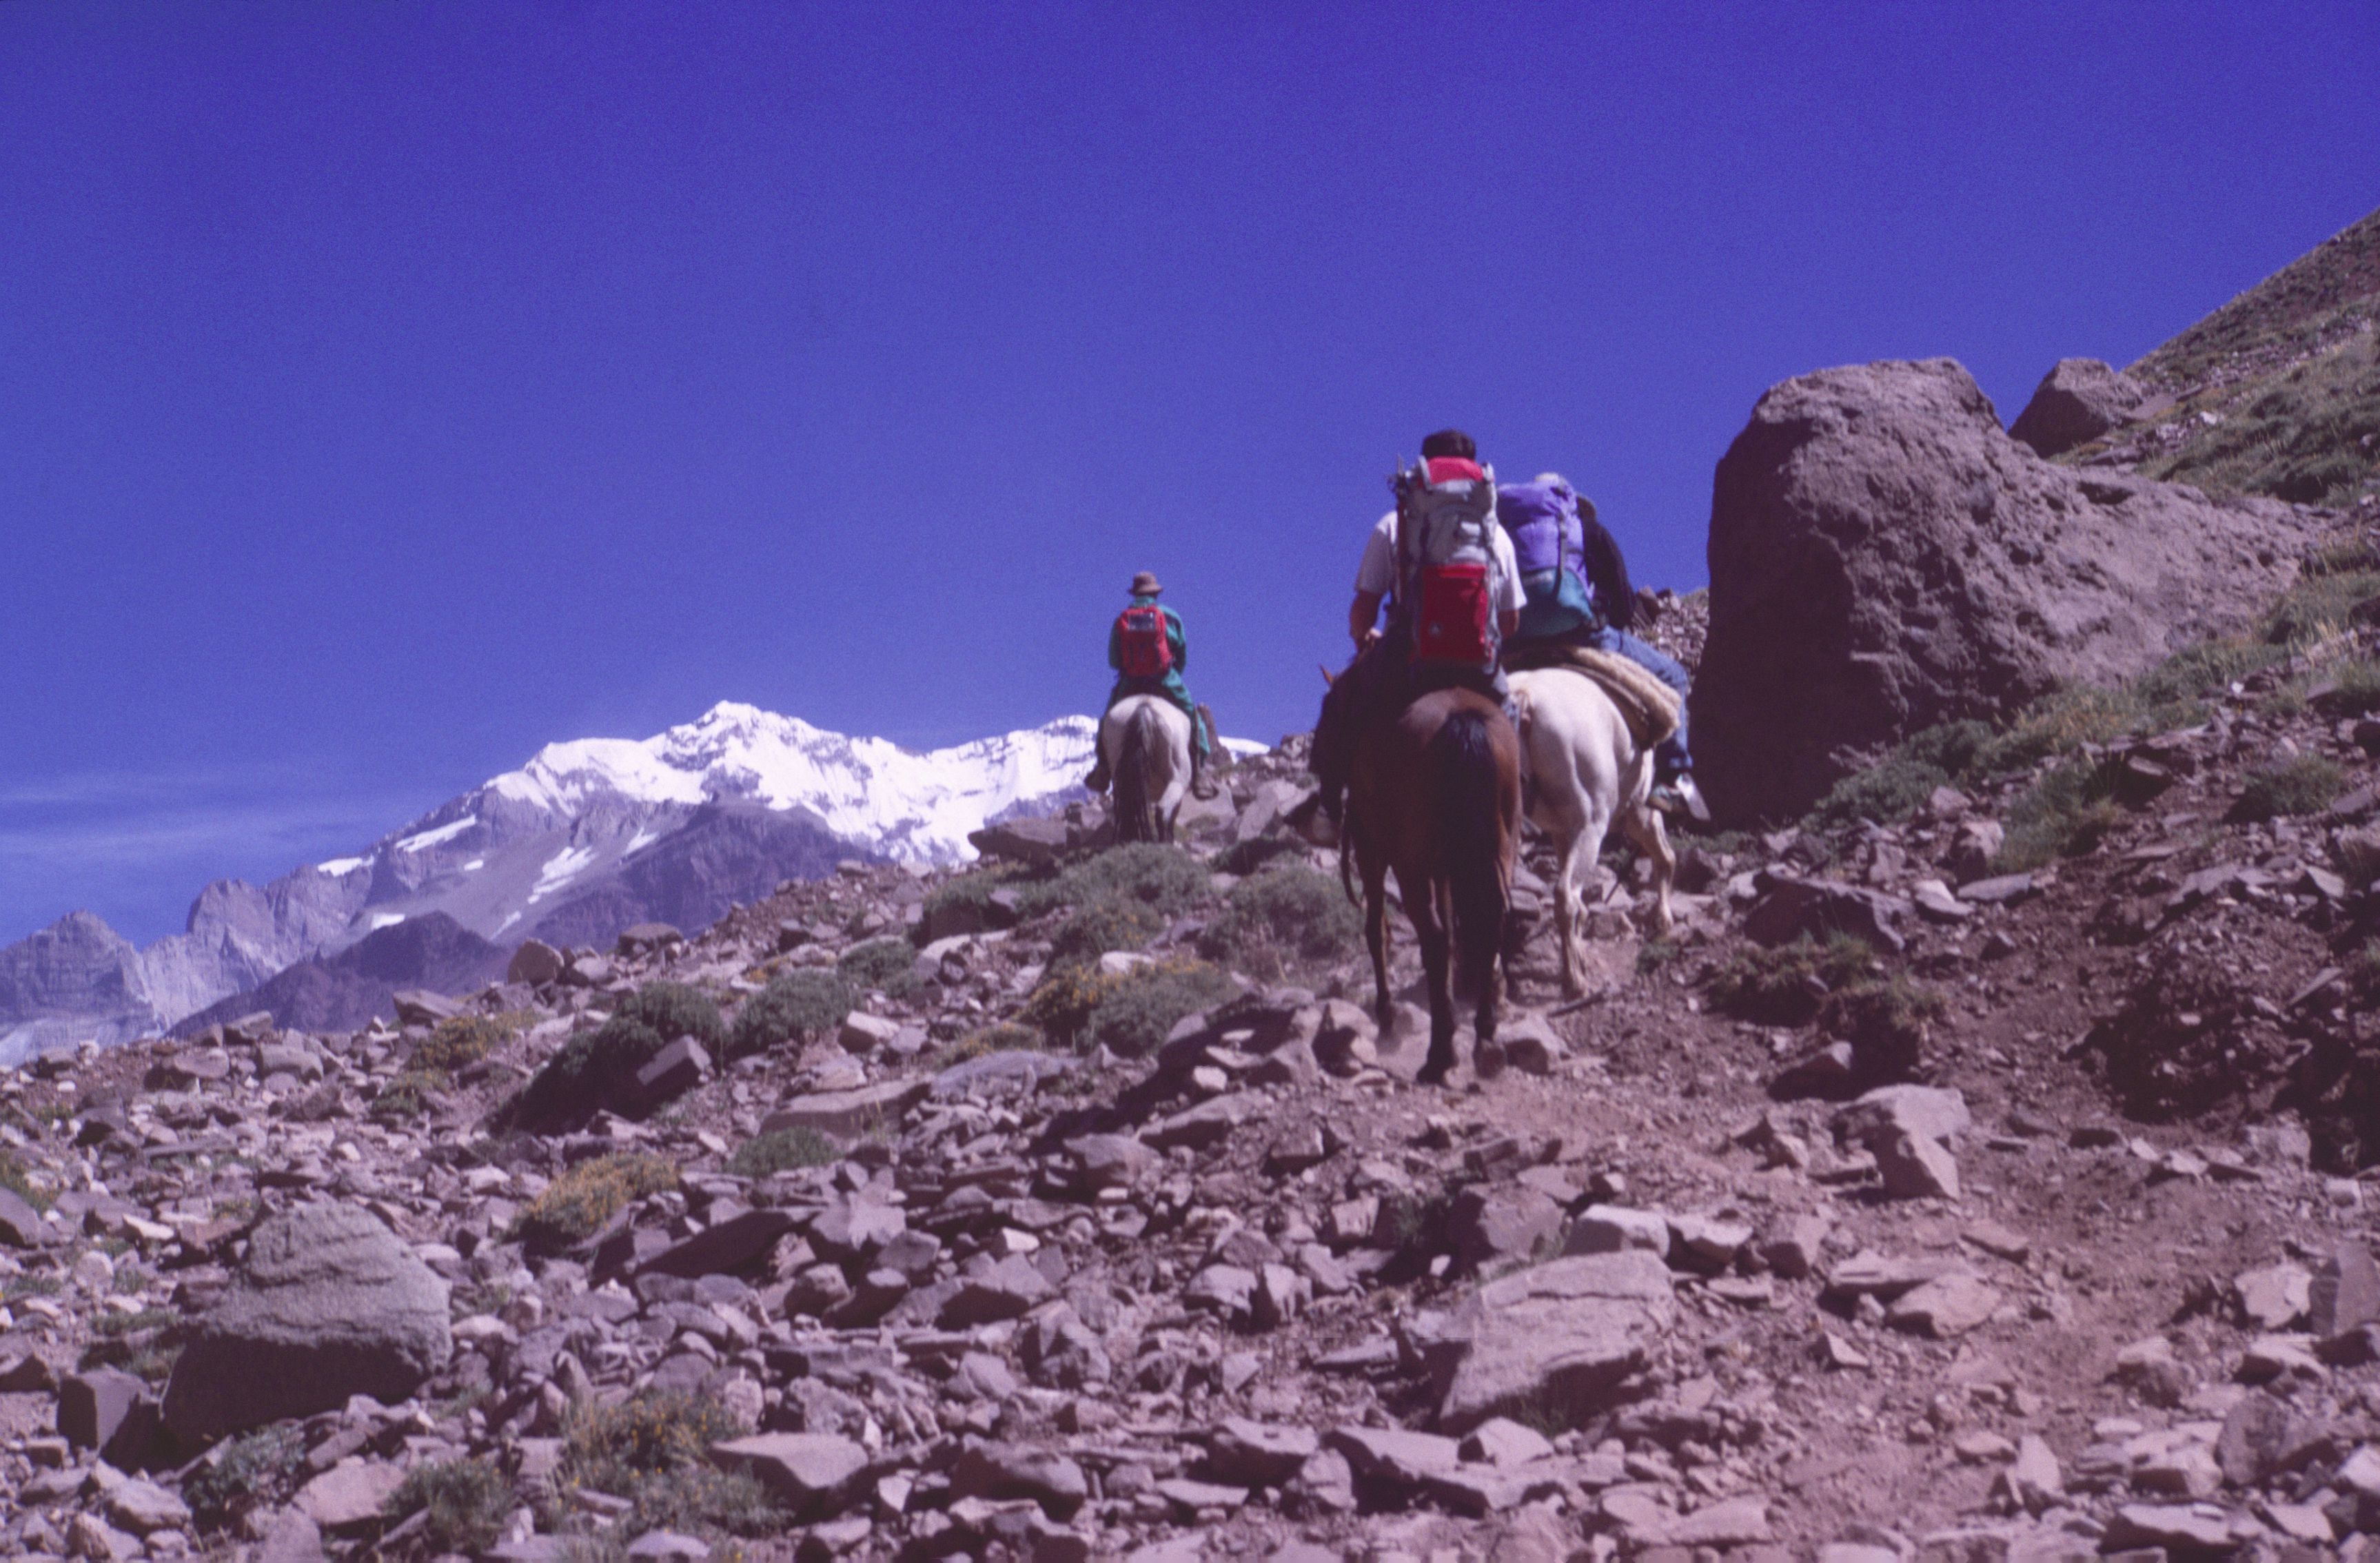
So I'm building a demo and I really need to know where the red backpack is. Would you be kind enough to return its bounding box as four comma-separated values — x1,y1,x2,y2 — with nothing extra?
1117,604,1174,678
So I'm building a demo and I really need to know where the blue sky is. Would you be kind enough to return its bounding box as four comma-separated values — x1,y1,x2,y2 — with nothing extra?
3,1,2377,945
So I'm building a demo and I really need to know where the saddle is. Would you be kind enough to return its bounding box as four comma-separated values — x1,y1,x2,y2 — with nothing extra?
1503,642,1682,749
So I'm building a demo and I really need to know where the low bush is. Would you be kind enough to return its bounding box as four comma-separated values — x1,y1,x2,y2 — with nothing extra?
2315,658,2380,717
1197,866,1362,980
1807,719,1995,828
1046,900,1164,972
1084,959,1239,1058
372,1068,447,1121
1707,934,1879,1027
916,866,1021,940
387,1459,511,1555
500,1017,664,1133
726,1126,837,1179
1015,843,1214,919
1209,835,1310,877
1997,758,2122,870
409,1010,529,1074
559,1390,779,1538
943,1021,1045,1063
1818,976,1946,1083
838,937,922,997
608,982,726,1054
1022,956,1237,1055
2231,755,2345,822
0,1149,49,1209
185,1424,307,1531
729,970,855,1059
511,1152,677,1252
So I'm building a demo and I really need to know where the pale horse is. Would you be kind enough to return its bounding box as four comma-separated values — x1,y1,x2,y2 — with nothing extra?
1506,667,1676,998
1099,695,1194,844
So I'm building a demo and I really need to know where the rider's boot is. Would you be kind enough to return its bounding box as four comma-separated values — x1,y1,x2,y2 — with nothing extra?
1084,750,1111,794
1649,769,1711,823
1190,741,1220,801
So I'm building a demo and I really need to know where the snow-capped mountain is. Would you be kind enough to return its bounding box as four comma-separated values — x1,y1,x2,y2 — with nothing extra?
0,702,1108,1063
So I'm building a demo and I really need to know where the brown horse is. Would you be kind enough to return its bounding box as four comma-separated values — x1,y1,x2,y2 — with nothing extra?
1343,686,1522,1085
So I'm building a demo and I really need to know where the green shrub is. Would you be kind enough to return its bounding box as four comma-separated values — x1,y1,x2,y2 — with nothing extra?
1083,959,1238,1058
387,1459,511,1554
942,1021,1046,1064
2315,658,2380,717
1707,934,1879,1026
372,1068,448,1121
410,1010,529,1074
1210,835,1310,877
185,1424,307,1531
1015,843,1214,918
729,970,855,1058
1818,976,1946,1082
609,982,726,1054
1197,866,1362,979
511,1153,678,1252
501,1017,665,1132
915,866,1022,941
1997,758,2122,870
1047,899,1165,972
2231,755,2344,822
560,1391,779,1538
0,1150,49,1210
838,936,922,997
726,1126,837,1179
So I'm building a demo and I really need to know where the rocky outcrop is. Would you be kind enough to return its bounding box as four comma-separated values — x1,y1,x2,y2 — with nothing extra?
1692,358,2315,823
2007,357,2147,456
161,1203,453,1440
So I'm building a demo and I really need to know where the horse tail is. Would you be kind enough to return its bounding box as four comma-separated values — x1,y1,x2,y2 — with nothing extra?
1115,704,1159,842
1436,707,1508,999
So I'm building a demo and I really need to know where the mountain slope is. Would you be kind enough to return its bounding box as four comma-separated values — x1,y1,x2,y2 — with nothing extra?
0,702,1099,1062
2101,203,2380,507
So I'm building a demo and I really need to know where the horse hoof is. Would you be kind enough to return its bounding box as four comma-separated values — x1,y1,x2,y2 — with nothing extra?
1416,1060,1454,1088
1474,1041,1507,1080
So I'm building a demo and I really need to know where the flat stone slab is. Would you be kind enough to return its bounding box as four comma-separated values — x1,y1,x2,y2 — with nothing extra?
1417,1251,1675,1431
759,1079,929,1138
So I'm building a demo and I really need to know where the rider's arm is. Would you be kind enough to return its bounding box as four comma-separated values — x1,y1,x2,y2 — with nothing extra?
1168,607,1187,673
1108,616,1122,672
1349,590,1384,647
1499,609,1520,637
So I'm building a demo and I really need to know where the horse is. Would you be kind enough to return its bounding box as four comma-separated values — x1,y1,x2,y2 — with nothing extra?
1343,686,1522,1085
1100,695,1194,844
1506,666,1676,999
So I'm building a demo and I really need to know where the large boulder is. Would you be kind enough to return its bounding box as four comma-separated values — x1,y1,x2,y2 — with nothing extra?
2008,357,2148,456
1694,358,2313,823
162,1204,453,1440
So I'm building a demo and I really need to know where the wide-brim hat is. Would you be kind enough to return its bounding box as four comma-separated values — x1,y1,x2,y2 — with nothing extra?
1130,571,1163,596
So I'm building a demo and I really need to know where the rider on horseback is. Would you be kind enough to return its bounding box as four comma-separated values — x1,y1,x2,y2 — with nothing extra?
1494,473,1709,822
1296,429,1523,841
1084,571,1219,799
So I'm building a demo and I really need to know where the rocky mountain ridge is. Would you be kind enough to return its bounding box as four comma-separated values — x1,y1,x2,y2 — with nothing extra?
0,704,1112,1067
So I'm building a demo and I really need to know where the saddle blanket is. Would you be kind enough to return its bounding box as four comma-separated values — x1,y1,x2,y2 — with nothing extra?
1505,642,1682,749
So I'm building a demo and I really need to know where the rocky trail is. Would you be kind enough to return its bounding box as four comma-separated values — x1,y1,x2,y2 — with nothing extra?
11,533,2380,1563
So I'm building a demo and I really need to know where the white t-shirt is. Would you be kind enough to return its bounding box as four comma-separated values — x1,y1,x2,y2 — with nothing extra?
1354,510,1524,613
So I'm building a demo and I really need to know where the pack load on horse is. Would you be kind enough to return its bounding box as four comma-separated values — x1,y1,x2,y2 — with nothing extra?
1086,571,1218,841
1492,474,1708,822
1292,429,1525,844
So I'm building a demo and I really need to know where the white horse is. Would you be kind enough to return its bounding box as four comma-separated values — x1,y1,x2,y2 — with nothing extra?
1100,695,1194,844
1507,667,1676,997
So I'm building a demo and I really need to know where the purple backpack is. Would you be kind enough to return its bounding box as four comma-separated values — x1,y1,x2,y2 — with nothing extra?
1494,478,1583,577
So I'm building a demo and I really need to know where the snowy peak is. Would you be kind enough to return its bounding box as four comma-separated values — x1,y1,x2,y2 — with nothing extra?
478,701,1095,863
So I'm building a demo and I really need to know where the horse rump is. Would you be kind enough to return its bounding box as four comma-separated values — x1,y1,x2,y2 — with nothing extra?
1113,702,1163,843
1433,706,1509,1001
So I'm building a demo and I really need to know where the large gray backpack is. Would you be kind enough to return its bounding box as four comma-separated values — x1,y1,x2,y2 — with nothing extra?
1392,454,1500,670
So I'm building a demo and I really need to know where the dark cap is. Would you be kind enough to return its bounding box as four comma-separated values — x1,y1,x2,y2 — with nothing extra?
1129,571,1163,597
